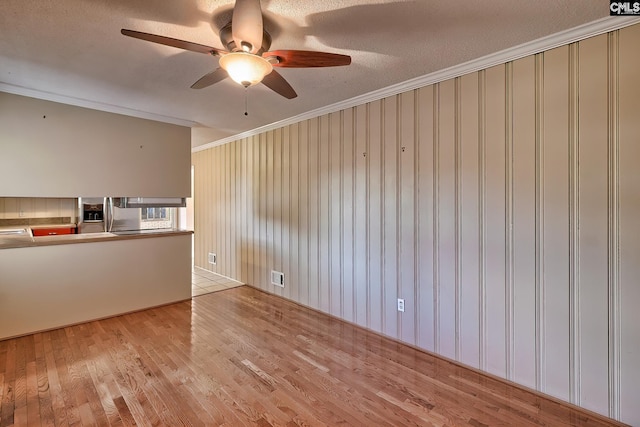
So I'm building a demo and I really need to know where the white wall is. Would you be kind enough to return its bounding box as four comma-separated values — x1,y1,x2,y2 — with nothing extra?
0,92,191,198
0,234,192,340
192,24,640,424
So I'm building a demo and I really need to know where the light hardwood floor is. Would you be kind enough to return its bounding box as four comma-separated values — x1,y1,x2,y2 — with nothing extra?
0,286,626,426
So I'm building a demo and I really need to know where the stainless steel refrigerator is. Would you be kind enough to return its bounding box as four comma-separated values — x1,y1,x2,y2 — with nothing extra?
78,197,184,233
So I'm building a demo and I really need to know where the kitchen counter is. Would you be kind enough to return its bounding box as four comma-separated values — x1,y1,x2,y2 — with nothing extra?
0,227,193,249
29,223,77,230
1,228,193,340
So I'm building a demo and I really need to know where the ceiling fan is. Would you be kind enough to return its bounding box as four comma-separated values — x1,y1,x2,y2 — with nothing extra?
121,0,351,99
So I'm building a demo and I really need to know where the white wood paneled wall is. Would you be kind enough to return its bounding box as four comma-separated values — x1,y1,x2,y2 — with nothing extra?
193,24,640,424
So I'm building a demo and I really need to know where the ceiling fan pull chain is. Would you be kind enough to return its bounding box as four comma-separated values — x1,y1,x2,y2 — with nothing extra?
244,87,249,116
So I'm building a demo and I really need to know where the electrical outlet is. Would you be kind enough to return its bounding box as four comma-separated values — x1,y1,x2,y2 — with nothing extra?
208,253,217,265
397,298,405,312
19,210,25,217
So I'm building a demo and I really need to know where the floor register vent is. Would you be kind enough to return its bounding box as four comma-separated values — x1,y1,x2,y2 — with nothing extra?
271,270,285,288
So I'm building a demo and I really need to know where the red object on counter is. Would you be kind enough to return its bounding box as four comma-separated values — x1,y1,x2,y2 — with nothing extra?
31,227,76,236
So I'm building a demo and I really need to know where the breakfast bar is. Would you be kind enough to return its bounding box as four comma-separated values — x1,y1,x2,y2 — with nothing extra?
0,228,193,340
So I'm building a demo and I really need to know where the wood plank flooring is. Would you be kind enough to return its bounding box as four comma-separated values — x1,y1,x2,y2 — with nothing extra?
0,286,626,426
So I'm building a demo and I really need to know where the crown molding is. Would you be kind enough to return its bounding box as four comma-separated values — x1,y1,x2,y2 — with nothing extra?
193,15,640,153
0,83,199,128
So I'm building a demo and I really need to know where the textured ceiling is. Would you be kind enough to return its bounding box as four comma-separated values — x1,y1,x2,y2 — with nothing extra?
0,1,610,147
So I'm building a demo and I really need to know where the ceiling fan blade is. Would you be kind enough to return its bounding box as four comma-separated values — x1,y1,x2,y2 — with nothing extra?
232,0,263,54
121,29,225,56
261,69,297,99
191,68,228,89
264,50,351,68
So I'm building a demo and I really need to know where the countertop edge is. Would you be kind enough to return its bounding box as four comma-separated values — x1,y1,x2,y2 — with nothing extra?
0,229,193,249
29,223,77,230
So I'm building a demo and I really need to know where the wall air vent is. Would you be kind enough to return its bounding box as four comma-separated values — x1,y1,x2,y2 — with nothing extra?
271,270,284,288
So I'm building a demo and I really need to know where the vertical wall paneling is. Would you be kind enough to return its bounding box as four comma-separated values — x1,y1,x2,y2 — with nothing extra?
247,136,254,284
382,96,399,337
210,145,215,270
209,146,216,272
234,140,240,278
223,142,229,275
416,85,435,351
454,77,461,361
202,148,208,269
192,156,199,265
213,145,218,271
224,142,230,276
257,132,270,290
483,64,507,378
534,53,544,392
354,104,368,327
236,142,242,280
256,133,263,287
252,135,259,286
319,115,330,313
437,79,456,359
229,141,235,276
210,146,216,270
219,144,226,274
329,112,343,316
192,23,640,425
477,70,487,371
618,23,640,427
541,44,571,402
308,118,320,309
262,132,268,289
606,31,620,421
459,73,481,368
234,140,239,279
240,138,248,284
229,142,236,277
399,90,416,344
342,108,355,322
250,135,258,287
432,85,440,353
298,121,310,306
289,124,299,301
512,55,537,389
368,100,383,334
505,61,515,381
267,130,276,291
204,147,211,271
240,138,247,283
207,146,214,271
577,33,610,417
260,132,268,289
271,127,289,295
218,144,223,272
568,42,580,406
199,148,204,268
193,153,199,266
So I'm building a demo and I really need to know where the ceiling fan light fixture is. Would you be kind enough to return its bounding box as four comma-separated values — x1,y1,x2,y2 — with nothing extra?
220,52,273,87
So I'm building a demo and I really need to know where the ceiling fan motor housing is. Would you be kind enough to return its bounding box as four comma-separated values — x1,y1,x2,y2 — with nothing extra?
219,22,272,54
